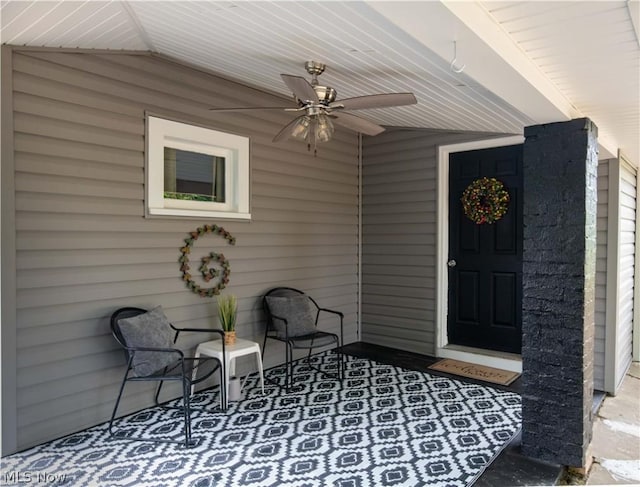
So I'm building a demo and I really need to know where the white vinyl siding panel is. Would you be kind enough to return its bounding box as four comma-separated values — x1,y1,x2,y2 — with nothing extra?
594,160,609,391
617,163,636,387
8,50,358,451
361,129,503,355
603,157,637,395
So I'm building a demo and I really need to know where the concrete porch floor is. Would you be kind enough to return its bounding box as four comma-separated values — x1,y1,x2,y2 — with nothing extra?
586,362,640,485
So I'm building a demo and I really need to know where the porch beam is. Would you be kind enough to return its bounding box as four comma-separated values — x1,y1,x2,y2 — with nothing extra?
438,1,618,161
366,1,618,159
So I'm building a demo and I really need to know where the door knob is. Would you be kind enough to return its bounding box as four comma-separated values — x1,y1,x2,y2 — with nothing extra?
447,259,457,268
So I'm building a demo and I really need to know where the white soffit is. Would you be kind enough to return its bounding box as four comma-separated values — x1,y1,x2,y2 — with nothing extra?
481,1,639,165
369,1,579,123
370,1,637,162
0,0,149,50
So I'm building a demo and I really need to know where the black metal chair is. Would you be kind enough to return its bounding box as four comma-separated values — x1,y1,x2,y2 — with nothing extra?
262,287,344,390
108,306,225,448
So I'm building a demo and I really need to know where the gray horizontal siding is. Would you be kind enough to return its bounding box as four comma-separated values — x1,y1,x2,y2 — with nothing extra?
594,160,609,391
361,129,505,355
8,49,358,451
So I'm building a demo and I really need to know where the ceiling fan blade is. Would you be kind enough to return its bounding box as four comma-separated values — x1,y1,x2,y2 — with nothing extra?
272,115,305,143
330,93,417,111
209,106,293,112
281,74,319,103
331,112,385,136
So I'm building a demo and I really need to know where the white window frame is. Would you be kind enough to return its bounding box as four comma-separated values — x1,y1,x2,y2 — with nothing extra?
145,115,250,220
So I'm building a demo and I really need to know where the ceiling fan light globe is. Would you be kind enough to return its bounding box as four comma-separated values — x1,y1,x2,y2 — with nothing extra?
291,116,312,140
320,114,335,133
316,128,331,143
315,114,334,143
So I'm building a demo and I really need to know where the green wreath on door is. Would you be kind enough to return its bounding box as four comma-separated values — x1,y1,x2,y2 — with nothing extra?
461,177,510,225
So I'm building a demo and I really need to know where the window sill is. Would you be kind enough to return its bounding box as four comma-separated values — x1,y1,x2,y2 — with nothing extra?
146,208,251,220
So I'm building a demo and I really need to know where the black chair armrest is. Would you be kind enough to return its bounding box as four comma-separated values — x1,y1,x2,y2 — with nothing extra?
173,326,225,336
318,308,344,318
316,308,344,343
126,347,185,373
168,327,226,370
170,326,225,343
126,345,184,357
176,328,226,357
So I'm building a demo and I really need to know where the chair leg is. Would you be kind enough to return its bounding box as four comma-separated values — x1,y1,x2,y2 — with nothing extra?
284,343,289,390
154,364,173,406
339,329,345,379
108,370,202,448
305,345,314,381
261,332,268,360
182,379,192,448
286,342,293,391
190,347,202,396
108,371,129,437
155,380,164,406
218,363,227,410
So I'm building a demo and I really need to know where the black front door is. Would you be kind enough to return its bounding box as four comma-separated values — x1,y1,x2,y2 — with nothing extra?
447,144,523,354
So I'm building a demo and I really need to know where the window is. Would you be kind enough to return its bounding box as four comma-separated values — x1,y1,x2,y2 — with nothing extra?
146,115,250,219
164,148,225,203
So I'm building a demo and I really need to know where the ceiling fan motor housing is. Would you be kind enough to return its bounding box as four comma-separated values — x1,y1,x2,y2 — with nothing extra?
313,86,337,105
301,61,337,105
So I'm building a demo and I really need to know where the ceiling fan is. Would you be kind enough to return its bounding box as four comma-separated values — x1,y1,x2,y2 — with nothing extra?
209,61,417,153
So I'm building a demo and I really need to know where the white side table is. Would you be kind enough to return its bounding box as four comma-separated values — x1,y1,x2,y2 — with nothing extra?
192,338,264,409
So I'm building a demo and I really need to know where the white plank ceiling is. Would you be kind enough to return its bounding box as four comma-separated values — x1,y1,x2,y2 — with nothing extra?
1,0,638,164
483,0,640,164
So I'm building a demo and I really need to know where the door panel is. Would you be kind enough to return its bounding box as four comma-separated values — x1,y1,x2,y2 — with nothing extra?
448,145,523,354
457,271,480,324
492,272,516,327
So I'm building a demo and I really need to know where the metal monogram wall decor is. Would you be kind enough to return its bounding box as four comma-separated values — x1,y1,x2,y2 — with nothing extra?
179,224,236,297
461,177,510,224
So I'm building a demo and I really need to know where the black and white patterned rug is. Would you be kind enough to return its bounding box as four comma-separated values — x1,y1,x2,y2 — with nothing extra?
1,352,521,487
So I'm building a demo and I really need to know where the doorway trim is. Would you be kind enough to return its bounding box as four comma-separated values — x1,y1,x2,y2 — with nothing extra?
436,135,524,373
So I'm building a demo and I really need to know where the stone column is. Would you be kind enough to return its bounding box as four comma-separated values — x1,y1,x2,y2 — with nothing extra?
521,118,598,467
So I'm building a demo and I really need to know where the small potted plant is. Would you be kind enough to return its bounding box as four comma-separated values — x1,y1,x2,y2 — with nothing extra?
217,294,237,345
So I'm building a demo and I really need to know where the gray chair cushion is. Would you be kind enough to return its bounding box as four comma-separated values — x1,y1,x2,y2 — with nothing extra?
265,295,317,339
118,306,177,376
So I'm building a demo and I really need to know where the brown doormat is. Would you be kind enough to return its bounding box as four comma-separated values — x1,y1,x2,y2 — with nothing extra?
428,358,520,386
